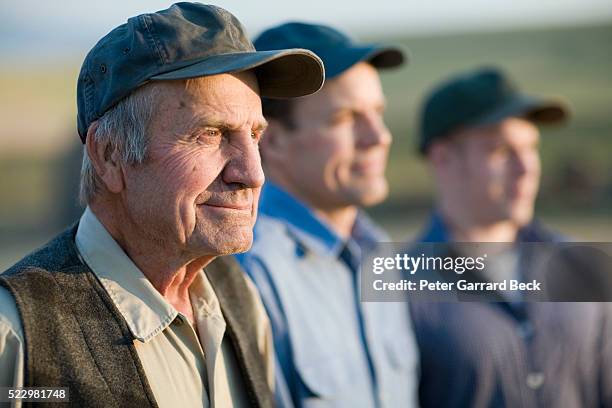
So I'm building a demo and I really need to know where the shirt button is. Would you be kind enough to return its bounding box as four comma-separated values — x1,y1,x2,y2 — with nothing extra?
526,372,545,389
174,315,185,326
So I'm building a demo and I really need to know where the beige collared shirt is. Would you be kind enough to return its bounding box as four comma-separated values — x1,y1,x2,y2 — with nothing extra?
0,208,273,407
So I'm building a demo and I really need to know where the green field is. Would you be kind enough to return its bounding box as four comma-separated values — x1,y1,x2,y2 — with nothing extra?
373,23,612,206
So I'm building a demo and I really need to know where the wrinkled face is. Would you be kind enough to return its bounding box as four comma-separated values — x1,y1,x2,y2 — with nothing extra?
271,62,391,210
122,73,266,257
443,117,541,226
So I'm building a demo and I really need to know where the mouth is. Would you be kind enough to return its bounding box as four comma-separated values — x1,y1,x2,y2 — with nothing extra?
352,151,388,175
201,202,252,211
509,184,534,202
352,160,384,175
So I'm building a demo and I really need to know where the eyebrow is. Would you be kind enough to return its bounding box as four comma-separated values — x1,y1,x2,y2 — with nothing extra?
186,116,268,132
330,99,387,115
253,119,269,132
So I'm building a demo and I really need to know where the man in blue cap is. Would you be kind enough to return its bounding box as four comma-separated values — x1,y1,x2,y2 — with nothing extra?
236,23,419,407
0,4,323,407
410,67,612,407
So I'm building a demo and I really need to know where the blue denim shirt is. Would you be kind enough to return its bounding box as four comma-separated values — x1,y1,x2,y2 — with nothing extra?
236,182,419,408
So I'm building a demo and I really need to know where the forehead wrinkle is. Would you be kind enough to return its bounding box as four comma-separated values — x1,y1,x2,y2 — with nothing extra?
307,84,385,120
166,75,265,133
182,108,267,134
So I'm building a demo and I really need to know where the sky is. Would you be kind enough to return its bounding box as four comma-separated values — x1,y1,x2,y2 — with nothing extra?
2,0,612,64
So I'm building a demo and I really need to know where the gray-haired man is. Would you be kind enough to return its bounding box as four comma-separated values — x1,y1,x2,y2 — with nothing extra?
0,3,323,407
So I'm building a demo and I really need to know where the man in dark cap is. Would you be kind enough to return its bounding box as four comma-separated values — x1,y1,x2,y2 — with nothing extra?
236,22,419,407
0,3,323,407
410,66,612,407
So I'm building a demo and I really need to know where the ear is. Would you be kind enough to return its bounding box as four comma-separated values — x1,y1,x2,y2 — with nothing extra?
259,120,290,164
85,121,125,194
428,141,451,167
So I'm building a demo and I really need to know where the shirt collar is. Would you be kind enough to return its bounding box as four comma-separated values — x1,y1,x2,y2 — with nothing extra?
258,182,387,257
417,210,452,243
75,207,177,343
417,209,559,243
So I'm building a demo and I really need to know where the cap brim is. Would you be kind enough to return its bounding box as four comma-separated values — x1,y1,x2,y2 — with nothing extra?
477,95,570,127
151,49,324,98
313,45,407,78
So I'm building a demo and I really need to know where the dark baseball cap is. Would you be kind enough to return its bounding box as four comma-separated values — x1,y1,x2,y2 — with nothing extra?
254,22,406,79
76,2,325,142
419,67,569,155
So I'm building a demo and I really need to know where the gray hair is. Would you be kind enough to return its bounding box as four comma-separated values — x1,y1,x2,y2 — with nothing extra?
79,84,159,205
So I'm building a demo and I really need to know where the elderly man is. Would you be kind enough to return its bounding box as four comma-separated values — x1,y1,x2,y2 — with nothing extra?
236,23,419,407
0,3,323,407
410,67,612,407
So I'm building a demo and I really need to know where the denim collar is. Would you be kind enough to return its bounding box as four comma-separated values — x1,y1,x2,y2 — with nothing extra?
258,182,386,258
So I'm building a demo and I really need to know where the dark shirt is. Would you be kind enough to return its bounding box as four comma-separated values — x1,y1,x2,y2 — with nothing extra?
411,212,612,407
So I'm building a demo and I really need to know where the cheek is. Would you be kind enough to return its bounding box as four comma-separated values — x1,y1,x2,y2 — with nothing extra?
285,137,331,177
469,163,503,198
159,149,224,197
526,154,542,179
124,169,159,211
483,158,517,196
486,155,508,177
313,136,354,172
251,187,261,222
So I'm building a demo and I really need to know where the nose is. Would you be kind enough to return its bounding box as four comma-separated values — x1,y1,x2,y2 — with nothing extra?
355,110,392,150
222,135,265,189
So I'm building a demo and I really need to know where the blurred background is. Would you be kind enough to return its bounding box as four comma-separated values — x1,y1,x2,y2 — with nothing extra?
1,0,611,270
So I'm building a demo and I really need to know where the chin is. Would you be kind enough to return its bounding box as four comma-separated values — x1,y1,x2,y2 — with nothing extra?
507,202,535,227
354,180,389,207
195,227,253,256
512,209,534,227
208,240,252,256
217,230,254,255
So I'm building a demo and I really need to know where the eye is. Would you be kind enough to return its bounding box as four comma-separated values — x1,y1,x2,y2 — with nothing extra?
188,127,224,145
251,129,264,142
204,128,222,138
330,109,354,126
489,145,511,159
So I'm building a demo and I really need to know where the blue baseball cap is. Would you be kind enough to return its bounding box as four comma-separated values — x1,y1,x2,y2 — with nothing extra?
76,3,325,142
254,22,406,79
418,67,569,155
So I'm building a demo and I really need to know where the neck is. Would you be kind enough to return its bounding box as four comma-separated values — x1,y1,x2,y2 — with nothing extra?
450,220,518,243
268,174,358,240
89,203,214,323
313,206,358,240
438,201,519,243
